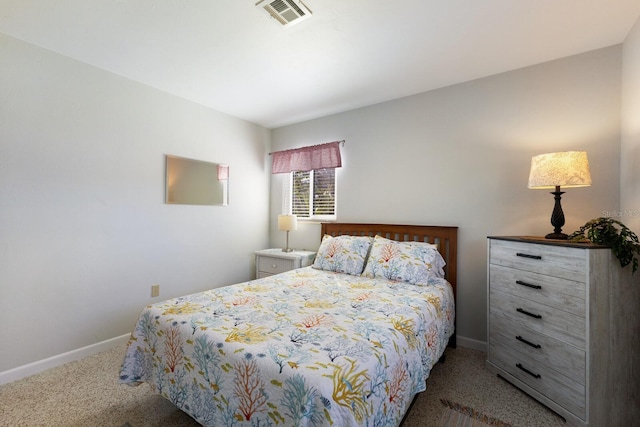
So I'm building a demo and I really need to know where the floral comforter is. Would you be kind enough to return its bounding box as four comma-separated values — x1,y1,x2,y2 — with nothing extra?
119,267,454,426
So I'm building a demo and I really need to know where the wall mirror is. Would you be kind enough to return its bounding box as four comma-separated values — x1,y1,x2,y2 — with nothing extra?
165,155,229,206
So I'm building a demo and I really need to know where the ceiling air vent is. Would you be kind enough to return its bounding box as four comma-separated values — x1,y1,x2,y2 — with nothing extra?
256,0,312,27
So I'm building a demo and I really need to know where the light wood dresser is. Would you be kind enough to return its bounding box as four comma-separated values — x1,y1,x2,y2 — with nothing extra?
255,248,316,279
487,236,639,426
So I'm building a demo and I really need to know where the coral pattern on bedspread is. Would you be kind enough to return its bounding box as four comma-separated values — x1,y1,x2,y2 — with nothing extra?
120,267,454,426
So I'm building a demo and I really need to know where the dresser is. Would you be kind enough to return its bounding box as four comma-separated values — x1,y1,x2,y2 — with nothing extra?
487,236,639,427
255,249,316,279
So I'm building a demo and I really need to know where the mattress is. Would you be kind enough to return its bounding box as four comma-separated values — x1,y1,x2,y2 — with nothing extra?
120,266,454,426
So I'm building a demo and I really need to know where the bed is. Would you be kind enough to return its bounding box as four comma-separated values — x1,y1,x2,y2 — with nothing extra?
120,223,457,426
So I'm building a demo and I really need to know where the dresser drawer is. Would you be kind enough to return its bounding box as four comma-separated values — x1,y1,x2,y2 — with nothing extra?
490,288,585,348
488,340,585,419
489,264,585,317
258,256,295,276
490,239,586,282
489,314,585,383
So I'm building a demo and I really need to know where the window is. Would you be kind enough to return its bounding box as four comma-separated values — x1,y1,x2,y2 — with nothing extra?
291,168,336,219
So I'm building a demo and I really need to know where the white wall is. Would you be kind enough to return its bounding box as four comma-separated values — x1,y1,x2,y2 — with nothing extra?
269,46,622,345
1,27,633,375
622,17,640,233
0,34,271,373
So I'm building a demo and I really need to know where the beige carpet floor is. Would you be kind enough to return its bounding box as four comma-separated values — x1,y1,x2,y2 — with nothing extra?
0,345,565,426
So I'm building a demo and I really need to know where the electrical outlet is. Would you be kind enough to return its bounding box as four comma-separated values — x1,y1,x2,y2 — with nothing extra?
151,284,160,297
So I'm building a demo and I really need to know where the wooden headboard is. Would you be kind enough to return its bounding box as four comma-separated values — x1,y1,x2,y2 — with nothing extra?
321,223,458,347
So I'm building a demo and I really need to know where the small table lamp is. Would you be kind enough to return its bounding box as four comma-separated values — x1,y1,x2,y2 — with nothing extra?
528,151,591,239
278,214,298,252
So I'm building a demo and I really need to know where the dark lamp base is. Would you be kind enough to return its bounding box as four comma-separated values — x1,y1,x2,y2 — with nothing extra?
545,186,568,240
545,232,568,240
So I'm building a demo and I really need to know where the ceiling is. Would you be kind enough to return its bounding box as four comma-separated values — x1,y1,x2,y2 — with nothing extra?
1,0,639,128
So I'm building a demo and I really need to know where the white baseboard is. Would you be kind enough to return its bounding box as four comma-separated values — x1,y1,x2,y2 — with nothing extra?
456,335,487,353
0,334,130,386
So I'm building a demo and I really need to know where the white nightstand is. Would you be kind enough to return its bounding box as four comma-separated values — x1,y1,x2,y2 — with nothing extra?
255,249,316,278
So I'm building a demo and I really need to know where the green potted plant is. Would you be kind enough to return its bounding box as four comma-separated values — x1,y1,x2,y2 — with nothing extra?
569,217,640,274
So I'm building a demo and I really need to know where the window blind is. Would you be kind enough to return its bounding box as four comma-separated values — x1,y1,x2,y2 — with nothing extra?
292,169,335,217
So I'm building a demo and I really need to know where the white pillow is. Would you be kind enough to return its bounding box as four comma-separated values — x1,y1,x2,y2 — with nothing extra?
362,235,445,284
312,235,373,276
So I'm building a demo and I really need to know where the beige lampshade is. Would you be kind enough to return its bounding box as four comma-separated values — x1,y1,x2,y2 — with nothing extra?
528,151,592,189
278,214,298,232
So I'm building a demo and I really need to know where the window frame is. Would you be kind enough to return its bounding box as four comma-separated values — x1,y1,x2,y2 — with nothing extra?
287,168,337,221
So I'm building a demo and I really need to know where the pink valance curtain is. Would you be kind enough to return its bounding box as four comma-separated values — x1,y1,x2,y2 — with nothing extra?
217,164,229,180
271,141,342,174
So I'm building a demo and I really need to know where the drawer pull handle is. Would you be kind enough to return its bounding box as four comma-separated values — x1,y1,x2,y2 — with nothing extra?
516,335,541,349
516,280,542,290
516,363,541,379
272,264,277,268
516,308,542,319
516,252,542,260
